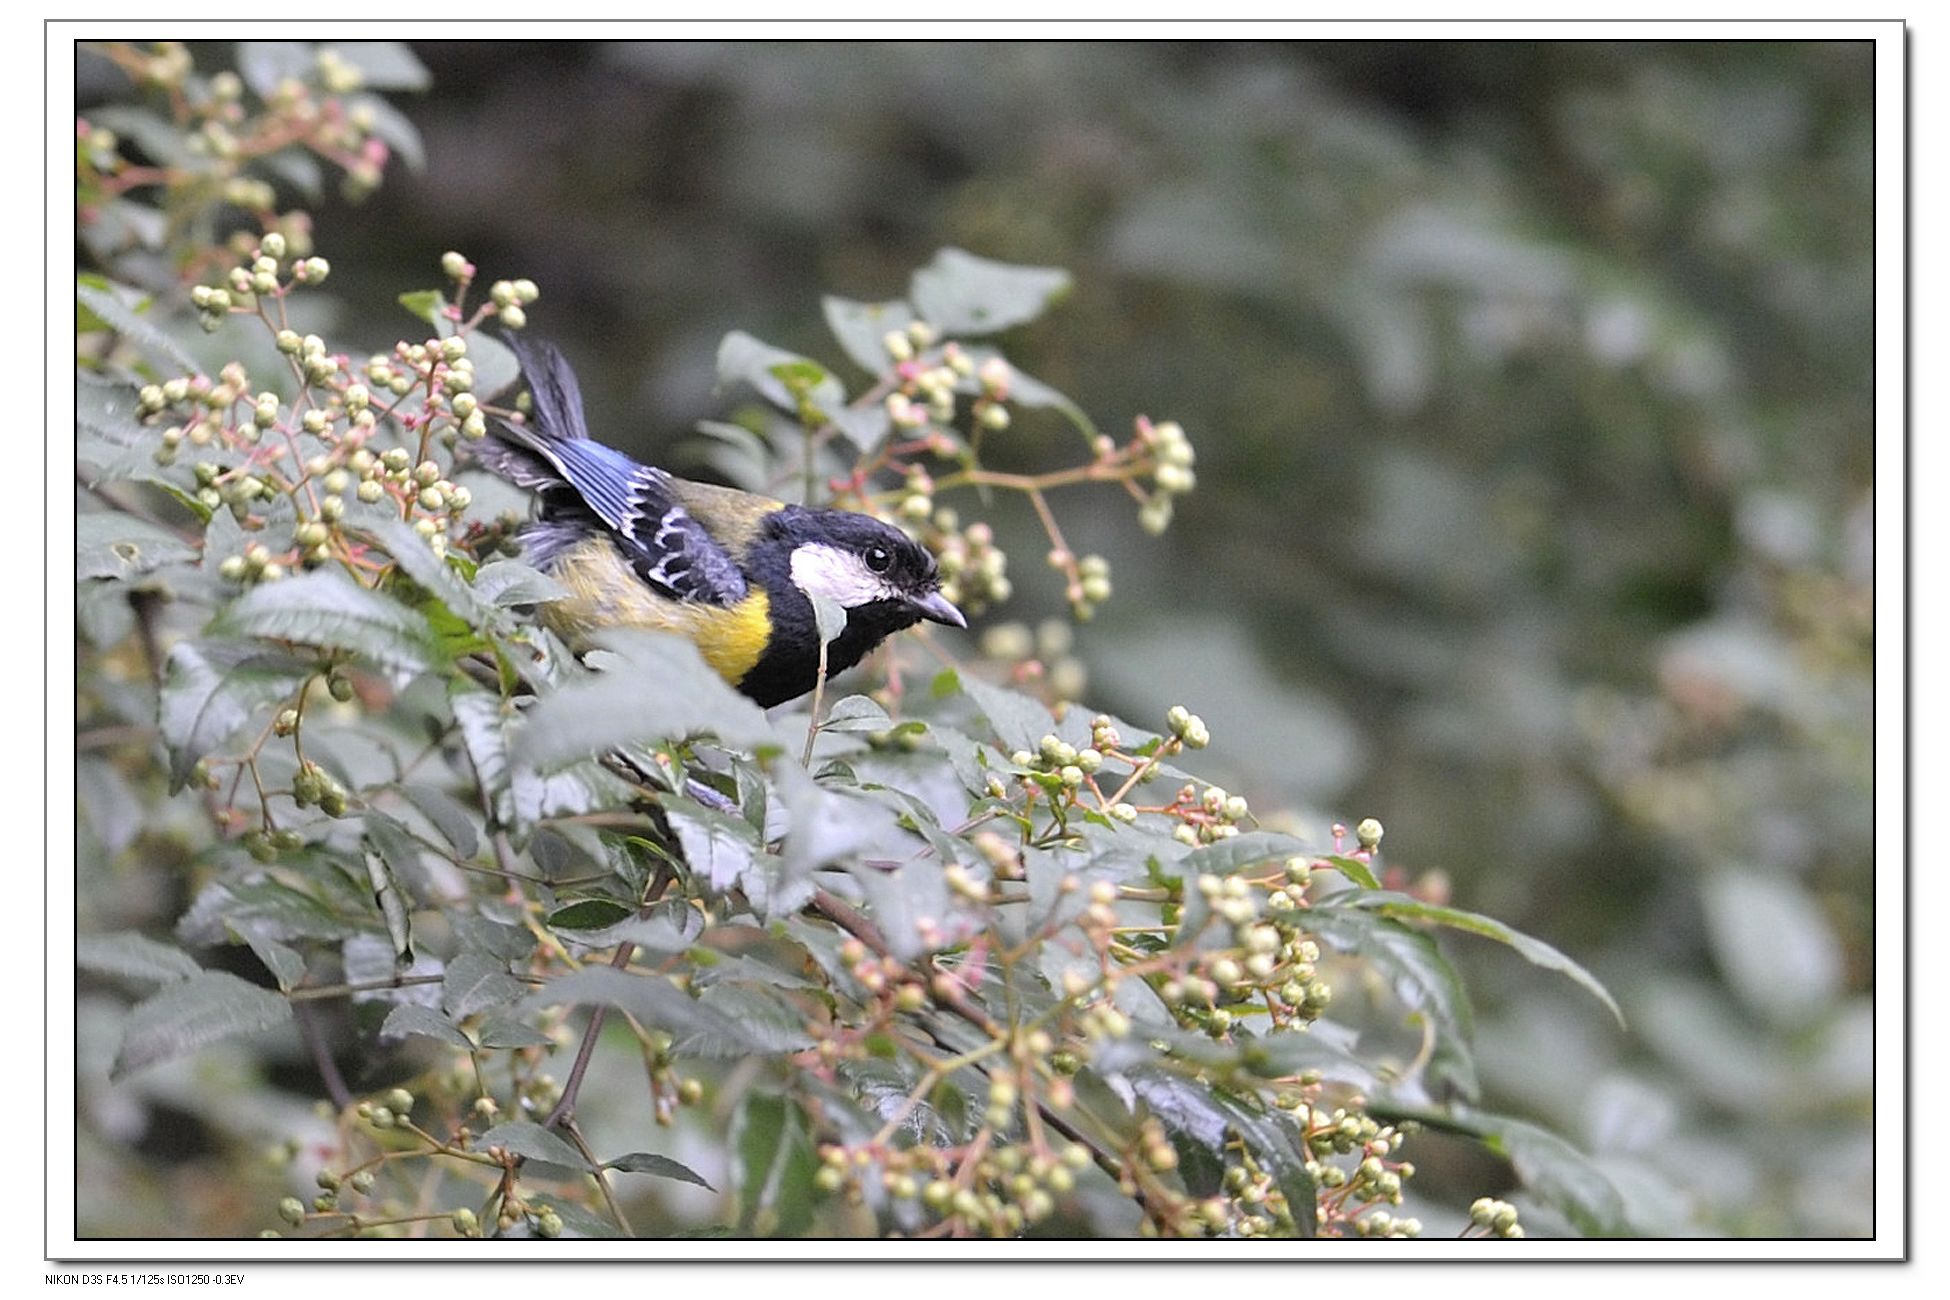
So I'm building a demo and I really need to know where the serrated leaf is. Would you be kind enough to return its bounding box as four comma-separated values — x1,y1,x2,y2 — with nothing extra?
1176,832,1310,878
478,1010,550,1049
661,795,763,894
362,517,494,631
955,673,1055,755
210,570,445,683
157,639,316,789
1337,892,1624,1027
178,876,366,947
604,1151,715,1191
476,1120,589,1171
443,951,526,1019
324,41,432,91
398,784,482,860
112,971,292,1079
450,682,515,826
75,279,194,370
76,933,201,986
821,296,916,373
909,248,1071,335
472,559,569,608
515,630,781,769
717,331,844,415
690,982,817,1055
522,965,755,1053
380,1002,473,1050
818,695,894,734
234,923,306,992
1306,907,1478,1099
77,512,198,581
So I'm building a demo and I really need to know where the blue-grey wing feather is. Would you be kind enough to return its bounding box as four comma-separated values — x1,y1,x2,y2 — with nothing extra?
481,336,748,607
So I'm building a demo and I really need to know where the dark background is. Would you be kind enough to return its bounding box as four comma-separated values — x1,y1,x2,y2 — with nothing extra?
81,39,1877,1238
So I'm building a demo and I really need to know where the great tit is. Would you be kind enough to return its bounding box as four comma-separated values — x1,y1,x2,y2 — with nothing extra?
473,336,966,706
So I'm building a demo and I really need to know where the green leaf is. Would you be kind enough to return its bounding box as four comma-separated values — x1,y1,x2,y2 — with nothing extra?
361,845,416,968
323,41,432,90
450,682,516,827
731,1092,817,1237
398,289,445,325
515,630,781,769
1336,892,1624,1027
908,248,1071,335
829,404,892,453
547,898,635,932
157,639,316,789
379,1002,473,1051
1305,907,1478,1100
1448,1105,1634,1238
959,345,1097,438
522,966,757,1055
1317,854,1381,890
1207,1092,1317,1238
398,784,482,860
236,41,312,97
442,951,526,1020
1176,832,1309,878
112,971,292,1079
604,1152,715,1191
77,513,197,581
475,1120,589,1172
661,795,763,894
716,331,844,416
75,278,194,370
955,673,1054,755
466,331,519,400
352,94,427,171
808,591,847,648
472,559,569,608
210,570,446,684
818,695,894,733
235,923,306,992
689,982,817,1056
820,296,916,373
362,517,494,631
178,876,365,946
477,1008,550,1049
76,933,201,986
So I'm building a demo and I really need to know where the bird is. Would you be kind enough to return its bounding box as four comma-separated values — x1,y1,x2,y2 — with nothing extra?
471,335,966,707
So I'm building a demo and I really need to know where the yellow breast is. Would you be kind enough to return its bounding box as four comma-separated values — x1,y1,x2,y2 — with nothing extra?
542,537,771,687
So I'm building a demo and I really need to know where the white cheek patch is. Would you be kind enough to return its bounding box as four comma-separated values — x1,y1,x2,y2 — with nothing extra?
789,543,898,610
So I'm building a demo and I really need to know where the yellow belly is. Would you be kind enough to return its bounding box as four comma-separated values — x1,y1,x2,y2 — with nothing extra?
542,537,771,687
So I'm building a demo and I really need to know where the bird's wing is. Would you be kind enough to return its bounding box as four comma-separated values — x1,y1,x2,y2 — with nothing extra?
484,337,750,607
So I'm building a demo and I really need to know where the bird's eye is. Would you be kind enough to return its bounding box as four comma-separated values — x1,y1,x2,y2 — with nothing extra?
863,544,893,574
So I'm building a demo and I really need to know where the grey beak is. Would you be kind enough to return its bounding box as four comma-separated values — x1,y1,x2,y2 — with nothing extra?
908,588,967,629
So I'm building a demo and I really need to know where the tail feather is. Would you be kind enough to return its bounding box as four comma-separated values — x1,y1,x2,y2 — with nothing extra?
501,333,591,443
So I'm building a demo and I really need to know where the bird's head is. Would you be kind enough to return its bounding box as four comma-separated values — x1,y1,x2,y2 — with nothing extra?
770,505,966,633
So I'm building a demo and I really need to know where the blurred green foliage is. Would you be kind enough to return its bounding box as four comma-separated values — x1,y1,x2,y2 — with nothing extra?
76,39,1873,1239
